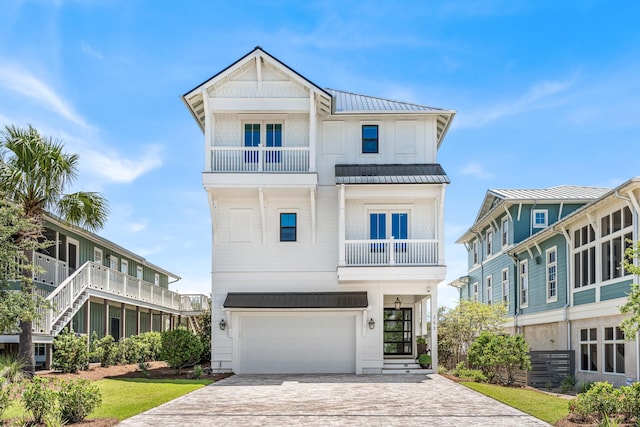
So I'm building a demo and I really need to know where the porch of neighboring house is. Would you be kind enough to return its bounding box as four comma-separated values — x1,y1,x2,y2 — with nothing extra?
13,251,209,370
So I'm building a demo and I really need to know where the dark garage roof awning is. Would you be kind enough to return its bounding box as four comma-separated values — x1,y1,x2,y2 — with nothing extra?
223,292,368,309
335,163,450,184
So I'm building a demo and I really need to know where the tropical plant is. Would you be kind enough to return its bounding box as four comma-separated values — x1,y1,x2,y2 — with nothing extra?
196,308,211,362
160,328,204,373
0,353,27,384
21,375,59,424
94,334,119,367
0,124,109,372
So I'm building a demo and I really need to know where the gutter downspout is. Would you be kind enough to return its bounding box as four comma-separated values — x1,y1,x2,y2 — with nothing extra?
562,228,571,352
509,254,520,333
614,190,640,382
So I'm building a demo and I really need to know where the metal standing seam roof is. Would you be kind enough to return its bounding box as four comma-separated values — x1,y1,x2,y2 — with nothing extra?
223,292,369,309
335,164,449,185
489,185,611,201
325,89,447,113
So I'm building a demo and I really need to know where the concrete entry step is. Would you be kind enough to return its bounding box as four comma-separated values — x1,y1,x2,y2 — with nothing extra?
381,368,430,374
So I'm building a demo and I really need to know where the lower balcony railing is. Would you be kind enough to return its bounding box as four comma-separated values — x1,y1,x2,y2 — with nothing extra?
344,239,439,266
210,146,310,172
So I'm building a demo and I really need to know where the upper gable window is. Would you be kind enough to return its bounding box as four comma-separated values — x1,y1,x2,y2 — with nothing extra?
486,230,493,256
501,217,509,247
532,209,548,228
362,125,379,154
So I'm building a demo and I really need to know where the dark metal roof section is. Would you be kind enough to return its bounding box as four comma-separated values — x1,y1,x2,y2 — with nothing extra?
223,292,368,309
335,164,450,184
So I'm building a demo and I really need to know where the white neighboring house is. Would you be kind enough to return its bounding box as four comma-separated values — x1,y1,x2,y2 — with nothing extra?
182,47,455,374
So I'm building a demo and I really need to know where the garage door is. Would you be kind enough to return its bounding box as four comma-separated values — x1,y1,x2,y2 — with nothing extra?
239,314,356,374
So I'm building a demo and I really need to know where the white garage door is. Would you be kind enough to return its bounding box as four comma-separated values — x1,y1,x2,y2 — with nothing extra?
239,314,356,374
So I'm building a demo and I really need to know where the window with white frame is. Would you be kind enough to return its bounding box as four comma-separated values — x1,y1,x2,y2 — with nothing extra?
486,230,493,256
472,282,478,301
546,247,557,301
93,247,103,265
520,260,528,307
573,224,596,288
154,273,160,286
532,209,548,228
136,265,143,280
109,255,118,270
600,207,633,281
604,326,625,374
486,275,493,305
472,240,479,265
120,259,128,275
580,328,598,372
243,121,283,163
502,268,509,304
501,217,509,247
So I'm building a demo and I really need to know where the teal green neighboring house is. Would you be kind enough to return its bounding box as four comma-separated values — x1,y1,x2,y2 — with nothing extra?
450,182,640,386
0,213,209,369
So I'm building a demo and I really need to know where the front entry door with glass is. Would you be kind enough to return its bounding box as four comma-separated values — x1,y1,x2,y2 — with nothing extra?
383,308,412,355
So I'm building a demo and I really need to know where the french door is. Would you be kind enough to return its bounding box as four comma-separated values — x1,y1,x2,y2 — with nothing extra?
383,308,412,355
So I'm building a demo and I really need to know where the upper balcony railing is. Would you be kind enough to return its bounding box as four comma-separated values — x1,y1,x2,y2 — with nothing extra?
343,238,439,266
31,252,69,286
210,145,310,173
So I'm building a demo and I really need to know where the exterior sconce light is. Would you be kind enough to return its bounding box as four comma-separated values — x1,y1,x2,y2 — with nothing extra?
219,319,227,331
394,297,402,310
368,318,375,329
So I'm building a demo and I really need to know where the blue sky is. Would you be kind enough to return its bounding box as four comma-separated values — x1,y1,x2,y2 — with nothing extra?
1,1,639,308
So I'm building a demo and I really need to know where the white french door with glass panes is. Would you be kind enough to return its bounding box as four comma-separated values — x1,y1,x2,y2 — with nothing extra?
369,212,409,263
244,122,282,165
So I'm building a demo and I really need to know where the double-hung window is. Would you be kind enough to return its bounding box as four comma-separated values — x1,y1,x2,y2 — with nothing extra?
600,207,633,281
580,328,597,372
280,213,297,242
501,217,509,247
472,282,479,301
93,247,103,265
486,230,493,256
362,125,379,154
501,268,509,304
520,260,529,307
604,326,625,374
546,247,557,301
486,275,493,305
472,240,479,265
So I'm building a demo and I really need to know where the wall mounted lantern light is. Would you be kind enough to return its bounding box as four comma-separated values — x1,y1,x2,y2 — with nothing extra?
219,318,227,331
394,297,402,310
368,318,375,330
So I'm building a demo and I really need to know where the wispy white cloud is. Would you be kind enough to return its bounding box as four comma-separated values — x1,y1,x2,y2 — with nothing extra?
455,77,576,129
0,64,88,127
460,162,493,179
82,145,163,184
80,40,103,59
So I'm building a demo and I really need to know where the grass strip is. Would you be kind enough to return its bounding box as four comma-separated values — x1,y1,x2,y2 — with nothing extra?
2,378,213,422
462,381,571,424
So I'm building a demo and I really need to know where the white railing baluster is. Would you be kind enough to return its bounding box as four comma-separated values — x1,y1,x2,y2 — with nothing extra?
344,239,438,266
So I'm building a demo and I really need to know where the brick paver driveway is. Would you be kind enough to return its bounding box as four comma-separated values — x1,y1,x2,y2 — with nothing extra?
118,374,550,426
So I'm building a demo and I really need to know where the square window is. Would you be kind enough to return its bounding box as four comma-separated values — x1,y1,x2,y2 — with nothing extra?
362,125,379,154
532,209,547,228
280,213,297,242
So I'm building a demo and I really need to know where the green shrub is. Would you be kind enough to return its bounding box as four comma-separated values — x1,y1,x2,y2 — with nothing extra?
451,361,487,382
571,382,620,423
193,364,203,379
22,376,59,424
58,379,102,424
560,375,577,393
468,331,531,386
0,384,10,419
52,328,89,373
417,353,432,367
140,331,163,361
160,328,204,373
95,335,119,367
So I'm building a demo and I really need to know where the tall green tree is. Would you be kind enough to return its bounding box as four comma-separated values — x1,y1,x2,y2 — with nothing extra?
0,124,109,372
437,300,507,368
620,241,640,338
0,201,48,334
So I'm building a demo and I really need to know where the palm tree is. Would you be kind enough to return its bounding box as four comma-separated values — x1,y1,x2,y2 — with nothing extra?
0,124,109,372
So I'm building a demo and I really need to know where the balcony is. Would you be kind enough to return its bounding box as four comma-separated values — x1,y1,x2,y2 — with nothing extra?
343,239,439,266
210,146,310,173
338,238,445,282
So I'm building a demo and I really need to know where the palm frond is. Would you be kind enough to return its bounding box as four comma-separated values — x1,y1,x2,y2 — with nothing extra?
57,192,110,232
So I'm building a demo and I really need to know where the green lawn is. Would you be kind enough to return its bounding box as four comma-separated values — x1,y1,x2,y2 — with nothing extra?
2,378,213,422
463,381,572,424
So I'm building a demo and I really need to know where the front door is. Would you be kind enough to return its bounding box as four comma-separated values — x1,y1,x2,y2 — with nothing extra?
383,308,412,355
67,238,79,274
111,317,120,341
